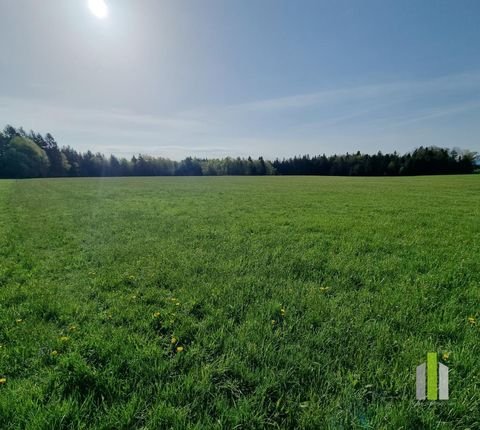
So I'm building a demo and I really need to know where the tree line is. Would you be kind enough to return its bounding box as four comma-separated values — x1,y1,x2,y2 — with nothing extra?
273,148,477,176
0,124,477,178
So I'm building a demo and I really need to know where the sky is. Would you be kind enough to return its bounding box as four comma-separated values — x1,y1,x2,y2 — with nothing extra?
1,0,479,159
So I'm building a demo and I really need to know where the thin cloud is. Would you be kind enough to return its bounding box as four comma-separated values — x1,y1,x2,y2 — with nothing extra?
226,72,480,113
1,71,480,158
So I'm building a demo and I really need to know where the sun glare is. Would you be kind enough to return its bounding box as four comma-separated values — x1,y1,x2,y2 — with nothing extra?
88,0,108,19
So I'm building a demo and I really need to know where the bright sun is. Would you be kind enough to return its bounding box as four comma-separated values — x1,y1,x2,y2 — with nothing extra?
88,0,108,19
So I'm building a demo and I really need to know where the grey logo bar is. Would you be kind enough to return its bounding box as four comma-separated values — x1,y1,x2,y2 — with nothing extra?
416,363,426,400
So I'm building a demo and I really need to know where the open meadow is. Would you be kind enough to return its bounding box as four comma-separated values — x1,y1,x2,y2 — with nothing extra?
0,175,479,429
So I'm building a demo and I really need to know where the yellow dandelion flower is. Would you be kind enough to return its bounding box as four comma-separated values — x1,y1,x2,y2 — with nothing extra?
280,308,286,316
153,312,161,318
60,336,69,342
468,316,476,325
171,337,177,344
0,378,6,385
442,352,450,361
271,319,276,325
51,350,58,357
176,346,184,353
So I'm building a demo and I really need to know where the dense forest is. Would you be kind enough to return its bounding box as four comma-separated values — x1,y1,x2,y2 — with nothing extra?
0,125,477,178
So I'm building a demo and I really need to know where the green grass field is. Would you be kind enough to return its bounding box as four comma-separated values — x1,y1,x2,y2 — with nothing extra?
1,176,479,429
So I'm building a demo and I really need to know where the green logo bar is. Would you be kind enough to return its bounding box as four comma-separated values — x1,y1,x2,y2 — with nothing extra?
427,352,438,400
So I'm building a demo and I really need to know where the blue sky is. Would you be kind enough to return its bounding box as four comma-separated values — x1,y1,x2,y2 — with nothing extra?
1,0,479,159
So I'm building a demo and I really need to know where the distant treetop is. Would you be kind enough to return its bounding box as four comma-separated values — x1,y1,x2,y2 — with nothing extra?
0,125,477,178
